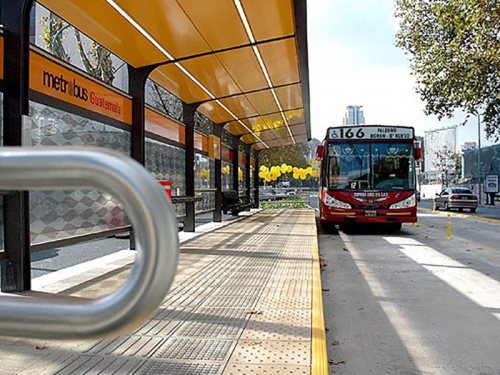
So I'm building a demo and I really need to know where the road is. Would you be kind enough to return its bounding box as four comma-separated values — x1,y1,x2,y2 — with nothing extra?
319,207,500,374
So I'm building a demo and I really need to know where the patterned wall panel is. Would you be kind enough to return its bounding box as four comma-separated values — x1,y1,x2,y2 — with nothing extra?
28,102,131,246
145,138,186,217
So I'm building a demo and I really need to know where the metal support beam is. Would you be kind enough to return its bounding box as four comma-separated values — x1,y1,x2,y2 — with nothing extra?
244,143,251,202
212,125,223,222
183,104,196,232
232,135,240,194
127,65,155,250
1,0,35,292
253,150,261,207
128,66,155,165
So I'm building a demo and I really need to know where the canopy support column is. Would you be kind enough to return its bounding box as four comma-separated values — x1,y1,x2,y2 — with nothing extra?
253,150,261,207
231,135,240,195
244,143,251,202
127,65,155,249
183,104,196,232
1,0,35,292
212,125,223,222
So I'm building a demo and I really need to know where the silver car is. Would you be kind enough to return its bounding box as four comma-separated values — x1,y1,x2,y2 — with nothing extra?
434,187,478,213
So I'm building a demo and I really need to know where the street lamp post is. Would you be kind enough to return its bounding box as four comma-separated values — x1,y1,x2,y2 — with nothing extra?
477,112,481,204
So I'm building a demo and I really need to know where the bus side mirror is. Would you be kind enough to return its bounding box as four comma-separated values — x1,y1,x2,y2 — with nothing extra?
316,145,324,159
415,147,422,161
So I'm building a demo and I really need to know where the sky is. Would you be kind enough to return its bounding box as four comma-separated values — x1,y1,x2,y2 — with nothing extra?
306,0,494,150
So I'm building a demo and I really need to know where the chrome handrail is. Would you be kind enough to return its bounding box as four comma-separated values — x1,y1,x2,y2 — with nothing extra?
0,147,179,339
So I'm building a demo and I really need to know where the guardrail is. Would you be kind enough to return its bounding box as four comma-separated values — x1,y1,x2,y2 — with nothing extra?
0,147,179,339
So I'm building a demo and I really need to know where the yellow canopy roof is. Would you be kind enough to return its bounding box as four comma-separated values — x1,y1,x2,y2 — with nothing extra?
38,0,310,150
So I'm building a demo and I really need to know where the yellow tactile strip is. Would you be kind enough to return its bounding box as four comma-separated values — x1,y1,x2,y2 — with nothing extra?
311,219,329,375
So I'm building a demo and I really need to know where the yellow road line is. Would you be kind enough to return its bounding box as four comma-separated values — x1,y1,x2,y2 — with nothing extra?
311,224,329,375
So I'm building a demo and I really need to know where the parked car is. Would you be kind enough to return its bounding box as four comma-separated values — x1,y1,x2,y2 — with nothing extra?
433,187,478,213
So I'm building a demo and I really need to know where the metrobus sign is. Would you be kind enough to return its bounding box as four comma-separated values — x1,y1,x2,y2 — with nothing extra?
328,126,414,140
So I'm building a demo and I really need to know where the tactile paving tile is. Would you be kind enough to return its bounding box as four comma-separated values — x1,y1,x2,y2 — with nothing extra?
241,319,310,341
153,307,194,321
229,340,310,365
150,338,236,362
173,320,245,340
83,336,163,358
202,295,260,308
52,355,143,375
136,360,223,375
248,308,311,325
133,319,181,337
212,286,264,297
188,307,251,322
257,296,311,309
223,363,310,375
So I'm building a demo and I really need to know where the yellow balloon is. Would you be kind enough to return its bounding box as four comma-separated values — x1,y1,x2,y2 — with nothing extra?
259,171,266,178
293,167,299,174
287,166,293,173
265,176,272,182
311,171,318,178
300,173,307,180
281,164,287,173
306,167,313,174
293,173,299,180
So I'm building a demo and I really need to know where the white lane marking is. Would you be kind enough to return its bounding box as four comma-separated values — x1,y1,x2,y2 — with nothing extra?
338,232,444,373
384,237,500,317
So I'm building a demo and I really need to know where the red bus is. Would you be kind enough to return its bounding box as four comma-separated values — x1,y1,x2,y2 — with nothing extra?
317,125,421,231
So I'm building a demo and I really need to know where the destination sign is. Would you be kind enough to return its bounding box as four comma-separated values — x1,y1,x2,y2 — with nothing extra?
328,126,414,140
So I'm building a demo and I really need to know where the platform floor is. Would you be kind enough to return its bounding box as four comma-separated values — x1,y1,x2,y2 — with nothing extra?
0,209,327,375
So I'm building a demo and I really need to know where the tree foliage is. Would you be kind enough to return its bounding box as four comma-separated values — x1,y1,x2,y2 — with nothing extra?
395,0,500,141
40,13,117,85
260,143,310,169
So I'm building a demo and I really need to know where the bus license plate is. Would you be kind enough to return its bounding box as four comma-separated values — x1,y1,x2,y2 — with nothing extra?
365,210,376,216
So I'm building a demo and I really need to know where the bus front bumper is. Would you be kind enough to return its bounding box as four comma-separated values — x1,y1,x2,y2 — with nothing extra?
321,208,417,224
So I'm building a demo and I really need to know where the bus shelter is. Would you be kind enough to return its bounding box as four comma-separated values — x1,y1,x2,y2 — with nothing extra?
0,0,310,292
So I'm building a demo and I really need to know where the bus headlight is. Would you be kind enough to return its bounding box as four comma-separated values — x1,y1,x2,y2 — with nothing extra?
324,194,352,209
390,194,416,209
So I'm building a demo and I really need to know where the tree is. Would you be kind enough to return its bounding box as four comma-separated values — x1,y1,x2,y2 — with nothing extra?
260,143,309,169
40,12,118,85
395,0,500,141
435,146,460,186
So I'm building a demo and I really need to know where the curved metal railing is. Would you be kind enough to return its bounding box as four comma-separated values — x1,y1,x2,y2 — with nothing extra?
0,147,179,339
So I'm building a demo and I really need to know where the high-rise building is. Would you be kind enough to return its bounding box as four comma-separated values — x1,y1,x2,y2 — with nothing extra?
343,105,365,125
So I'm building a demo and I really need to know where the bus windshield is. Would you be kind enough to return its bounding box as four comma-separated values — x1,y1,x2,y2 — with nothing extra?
326,142,416,191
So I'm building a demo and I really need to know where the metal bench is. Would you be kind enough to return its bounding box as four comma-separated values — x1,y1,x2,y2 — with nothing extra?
221,190,252,215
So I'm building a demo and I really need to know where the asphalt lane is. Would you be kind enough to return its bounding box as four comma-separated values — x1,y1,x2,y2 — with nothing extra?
318,209,500,374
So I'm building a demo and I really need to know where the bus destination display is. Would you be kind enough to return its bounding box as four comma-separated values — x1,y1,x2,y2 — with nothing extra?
328,126,414,140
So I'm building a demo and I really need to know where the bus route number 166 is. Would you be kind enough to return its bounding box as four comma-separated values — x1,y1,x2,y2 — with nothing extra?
331,128,366,139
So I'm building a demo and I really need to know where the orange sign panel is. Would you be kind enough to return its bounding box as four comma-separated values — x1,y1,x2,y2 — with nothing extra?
145,107,185,144
30,50,132,125
208,135,221,159
194,132,208,152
